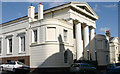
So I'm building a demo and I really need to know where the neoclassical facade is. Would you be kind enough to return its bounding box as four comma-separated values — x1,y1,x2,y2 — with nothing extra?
0,2,98,68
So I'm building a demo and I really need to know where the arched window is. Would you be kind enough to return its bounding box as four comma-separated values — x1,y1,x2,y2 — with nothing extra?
64,51,68,63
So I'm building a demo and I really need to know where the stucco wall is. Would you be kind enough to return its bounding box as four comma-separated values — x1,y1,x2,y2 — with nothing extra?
0,19,30,58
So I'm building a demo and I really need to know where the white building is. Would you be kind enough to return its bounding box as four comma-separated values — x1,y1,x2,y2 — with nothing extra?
95,31,120,67
109,37,119,63
95,34,110,66
0,2,98,69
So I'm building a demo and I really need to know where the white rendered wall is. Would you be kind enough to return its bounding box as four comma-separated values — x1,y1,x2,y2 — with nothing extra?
0,19,30,58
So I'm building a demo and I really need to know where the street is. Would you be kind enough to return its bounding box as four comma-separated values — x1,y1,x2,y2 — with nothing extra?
0,70,106,74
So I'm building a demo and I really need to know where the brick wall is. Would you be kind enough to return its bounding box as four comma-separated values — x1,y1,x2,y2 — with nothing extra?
1,56,30,66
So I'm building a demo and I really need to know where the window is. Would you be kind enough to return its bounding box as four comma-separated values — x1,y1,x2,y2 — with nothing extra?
104,40,108,49
7,60,11,63
32,29,37,43
18,59,25,64
87,51,90,60
97,40,102,49
0,40,1,54
7,38,12,54
64,51,68,63
46,27,56,41
63,29,68,42
106,55,109,63
116,47,117,50
19,36,25,52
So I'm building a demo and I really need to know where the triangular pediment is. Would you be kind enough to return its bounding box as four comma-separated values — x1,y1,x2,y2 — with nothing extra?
71,2,98,19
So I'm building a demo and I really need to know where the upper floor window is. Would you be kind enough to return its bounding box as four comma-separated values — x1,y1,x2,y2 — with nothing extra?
7,38,12,54
32,29,38,43
63,29,68,42
19,36,25,53
104,40,108,49
97,40,102,49
106,55,109,63
0,39,1,54
46,27,56,41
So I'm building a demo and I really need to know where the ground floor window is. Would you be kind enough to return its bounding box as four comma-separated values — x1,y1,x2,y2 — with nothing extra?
87,51,90,60
18,59,25,63
64,51,68,63
7,60,11,63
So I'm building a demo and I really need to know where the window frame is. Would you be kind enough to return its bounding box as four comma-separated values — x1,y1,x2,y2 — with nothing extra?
64,51,68,63
32,29,38,43
63,29,68,43
7,37,13,54
0,38,2,55
46,26,57,42
97,40,103,49
19,35,25,53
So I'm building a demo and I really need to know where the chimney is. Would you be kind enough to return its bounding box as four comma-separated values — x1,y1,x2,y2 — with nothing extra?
28,4,35,22
106,30,110,37
38,3,43,20
94,32,96,35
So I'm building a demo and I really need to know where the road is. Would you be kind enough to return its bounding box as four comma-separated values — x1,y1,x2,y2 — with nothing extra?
0,71,106,74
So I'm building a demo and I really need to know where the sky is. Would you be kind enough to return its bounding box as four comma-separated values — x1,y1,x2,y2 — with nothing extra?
1,2,119,37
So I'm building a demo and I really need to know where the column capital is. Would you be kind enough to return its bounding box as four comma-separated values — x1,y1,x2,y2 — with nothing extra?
89,26,95,30
82,23,88,28
73,19,82,25
66,18,74,21
66,18,74,24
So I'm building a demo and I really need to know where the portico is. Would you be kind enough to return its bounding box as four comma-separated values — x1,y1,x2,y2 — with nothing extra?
74,19,96,61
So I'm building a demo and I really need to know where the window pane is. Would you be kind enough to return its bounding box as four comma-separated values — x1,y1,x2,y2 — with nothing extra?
87,51,89,60
0,40,1,54
64,29,67,42
21,36,25,52
64,51,68,63
33,30,37,42
9,39,12,53
97,40,102,49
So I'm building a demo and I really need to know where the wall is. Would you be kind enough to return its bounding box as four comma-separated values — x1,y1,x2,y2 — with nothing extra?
95,35,110,66
0,18,30,63
30,19,74,68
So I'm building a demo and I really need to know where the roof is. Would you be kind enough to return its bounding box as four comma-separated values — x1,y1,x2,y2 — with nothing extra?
1,2,98,26
109,37,119,43
109,37,114,42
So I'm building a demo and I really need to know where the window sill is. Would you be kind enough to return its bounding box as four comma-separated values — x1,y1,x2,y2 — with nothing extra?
64,42,69,44
45,40,57,42
19,52,26,54
7,53,12,55
32,42,38,45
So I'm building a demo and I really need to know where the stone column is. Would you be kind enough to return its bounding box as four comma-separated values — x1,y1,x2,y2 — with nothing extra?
90,27,96,61
83,25,90,60
76,22,83,60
